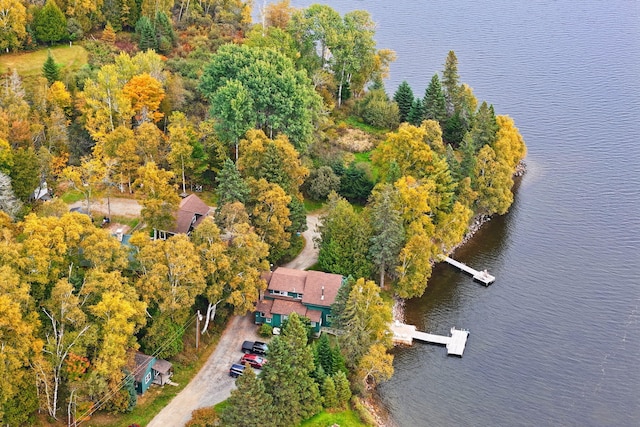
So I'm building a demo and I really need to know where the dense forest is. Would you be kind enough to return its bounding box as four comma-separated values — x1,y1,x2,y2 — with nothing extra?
0,0,526,425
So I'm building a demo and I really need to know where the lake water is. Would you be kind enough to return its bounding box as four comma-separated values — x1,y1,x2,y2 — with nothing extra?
262,1,640,425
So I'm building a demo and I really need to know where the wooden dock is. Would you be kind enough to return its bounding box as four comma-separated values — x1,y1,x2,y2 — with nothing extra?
443,256,495,285
390,321,470,356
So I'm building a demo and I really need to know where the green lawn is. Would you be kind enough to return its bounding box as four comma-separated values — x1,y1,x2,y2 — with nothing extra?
0,44,88,80
300,409,369,427
343,117,388,136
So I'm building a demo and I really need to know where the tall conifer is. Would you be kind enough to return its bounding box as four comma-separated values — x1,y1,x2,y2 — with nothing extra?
393,81,414,123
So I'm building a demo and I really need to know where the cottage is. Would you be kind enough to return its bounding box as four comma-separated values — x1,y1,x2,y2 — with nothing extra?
155,194,210,240
255,267,344,334
132,352,173,394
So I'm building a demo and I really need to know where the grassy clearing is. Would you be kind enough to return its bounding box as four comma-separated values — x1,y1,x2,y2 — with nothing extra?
343,117,388,136
304,198,325,213
300,409,369,427
354,151,372,163
61,189,84,203
0,45,88,80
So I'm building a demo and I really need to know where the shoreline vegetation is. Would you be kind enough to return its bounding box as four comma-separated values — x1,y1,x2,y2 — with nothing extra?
0,0,527,424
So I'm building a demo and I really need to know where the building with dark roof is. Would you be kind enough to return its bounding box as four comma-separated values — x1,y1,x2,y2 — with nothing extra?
156,194,210,240
255,267,345,334
132,352,173,394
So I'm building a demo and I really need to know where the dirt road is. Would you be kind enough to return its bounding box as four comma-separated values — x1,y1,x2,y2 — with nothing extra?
147,314,262,427
282,214,321,270
69,197,142,217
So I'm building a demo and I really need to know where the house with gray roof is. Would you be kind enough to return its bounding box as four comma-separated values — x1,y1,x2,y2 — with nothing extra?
155,194,210,240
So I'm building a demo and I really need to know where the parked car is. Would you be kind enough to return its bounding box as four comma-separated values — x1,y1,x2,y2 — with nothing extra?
229,363,245,378
241,340,268,355
240,354,267,369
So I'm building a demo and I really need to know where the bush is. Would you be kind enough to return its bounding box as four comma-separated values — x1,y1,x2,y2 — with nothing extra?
258,323,273,337
303,166,340,201
350,396,377,427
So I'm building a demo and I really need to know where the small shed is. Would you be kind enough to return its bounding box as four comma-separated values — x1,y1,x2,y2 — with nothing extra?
133,352,173,394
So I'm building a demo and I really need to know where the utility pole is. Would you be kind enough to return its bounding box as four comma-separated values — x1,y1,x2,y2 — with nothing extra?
196,310,203,349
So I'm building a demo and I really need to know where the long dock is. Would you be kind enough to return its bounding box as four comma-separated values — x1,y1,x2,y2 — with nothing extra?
390,321,470,356
443,256,495,285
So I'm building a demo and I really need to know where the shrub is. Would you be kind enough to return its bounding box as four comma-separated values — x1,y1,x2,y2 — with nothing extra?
258,323,273,337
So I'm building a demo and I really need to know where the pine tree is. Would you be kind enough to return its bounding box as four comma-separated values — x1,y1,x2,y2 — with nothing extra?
154,11,175,53
442,50,461,115
220,368,275,427
333,371,352,409
407,98,424,126
215,158,250,207
33,0,67,44
135,16,157,51
262,313,322,427
369,183,404,288
393,81,414,123
42,50,60,84
443,111,465,146
423,73,447,125
470,101,499,150
315,334,335,376
321,376,338,409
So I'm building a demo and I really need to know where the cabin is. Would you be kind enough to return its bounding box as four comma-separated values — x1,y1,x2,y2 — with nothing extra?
132,352,173,394
255,267,344,334
155,194,210,240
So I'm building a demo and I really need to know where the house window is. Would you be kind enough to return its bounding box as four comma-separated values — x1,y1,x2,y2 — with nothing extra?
310,322,316,327
283,315,289,322
266,318,271,324
145,372,151,384
294,293,302,299
260,312,266,317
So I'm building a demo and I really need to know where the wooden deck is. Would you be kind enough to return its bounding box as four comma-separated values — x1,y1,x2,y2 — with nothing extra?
390,321,470,356
443,256,495,285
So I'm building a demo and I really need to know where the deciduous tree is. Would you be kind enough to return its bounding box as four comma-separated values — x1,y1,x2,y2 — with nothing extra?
316,193,373,279
134,162,180,238
473,144,514,215
0,0,27,52
122,73,165,124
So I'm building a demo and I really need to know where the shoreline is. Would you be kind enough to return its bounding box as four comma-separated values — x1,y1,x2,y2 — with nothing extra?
380,161,527,426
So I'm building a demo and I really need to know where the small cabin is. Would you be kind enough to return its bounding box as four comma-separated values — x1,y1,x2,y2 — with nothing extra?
133,352,173,394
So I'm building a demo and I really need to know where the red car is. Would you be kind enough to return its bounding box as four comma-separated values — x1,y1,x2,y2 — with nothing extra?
240,353,267,369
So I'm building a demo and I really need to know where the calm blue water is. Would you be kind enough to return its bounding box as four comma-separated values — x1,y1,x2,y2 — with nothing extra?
263,1,640,425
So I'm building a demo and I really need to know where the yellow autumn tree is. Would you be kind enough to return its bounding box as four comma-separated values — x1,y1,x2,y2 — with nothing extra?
123,73,165,124
0,0,27,52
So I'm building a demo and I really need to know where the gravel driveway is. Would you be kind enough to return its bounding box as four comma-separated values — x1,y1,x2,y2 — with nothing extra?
282,214,321,270
147,314,263,427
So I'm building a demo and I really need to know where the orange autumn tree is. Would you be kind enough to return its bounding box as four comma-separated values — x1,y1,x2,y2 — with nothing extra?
122,73,165,124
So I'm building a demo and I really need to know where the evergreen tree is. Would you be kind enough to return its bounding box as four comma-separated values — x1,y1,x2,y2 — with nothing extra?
407,98,424,126
215,158,250,207
261,313,322,427
443,111,465,146
470,101,499,151
135,16,157,51
368,183,404,288
442,50,461,115
423,73,447,125
333,371,352,409
321,376,338,409
42,50,60,84
33,0,67,44
154,11,175,53
220,368,275,427
339,163,374,203
393,81,414,123
287,197,308,234
314,334,335,376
